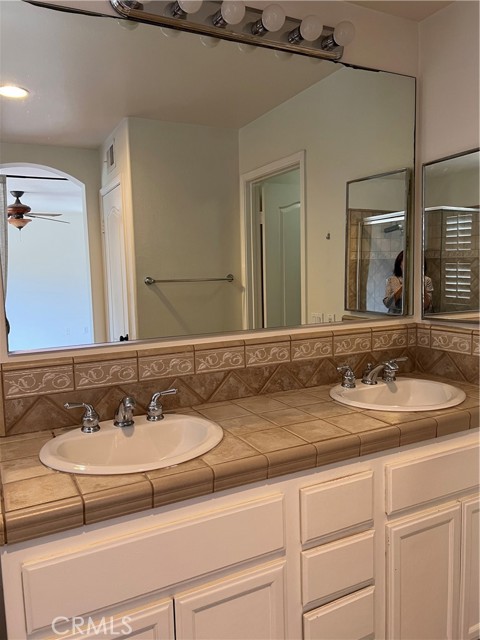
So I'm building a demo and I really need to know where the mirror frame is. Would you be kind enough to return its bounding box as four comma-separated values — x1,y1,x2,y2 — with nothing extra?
421,147,480,324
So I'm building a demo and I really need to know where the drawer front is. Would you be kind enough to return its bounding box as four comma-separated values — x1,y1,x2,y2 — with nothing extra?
300,471,373,544
22,494,285,633
303,586,375,640
302,530,374,606
386,443,480,515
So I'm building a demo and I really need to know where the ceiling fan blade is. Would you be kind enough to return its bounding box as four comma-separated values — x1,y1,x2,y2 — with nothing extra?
29,212,64,217
28,215,70,224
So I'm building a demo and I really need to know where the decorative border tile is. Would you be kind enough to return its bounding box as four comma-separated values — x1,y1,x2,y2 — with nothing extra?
431,330,472,355
245,342,291,367
139,353,194,380
417,328,430,347
333,332,371,356
372,328,408,351
291,337,332,361
74,359,138,389
3,366,74,399
195,347,245,373
407,326,417,347
473,334,480,356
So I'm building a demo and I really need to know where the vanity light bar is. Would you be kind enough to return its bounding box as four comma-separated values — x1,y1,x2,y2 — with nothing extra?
109,0,352,61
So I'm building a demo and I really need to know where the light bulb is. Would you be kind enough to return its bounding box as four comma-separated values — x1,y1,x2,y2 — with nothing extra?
320,20,355,50
288,15,323,44
172,0,203,18
212,1,245,27
333,21,355,46
251,4,285,36
0,85,29,99
300,15,323,41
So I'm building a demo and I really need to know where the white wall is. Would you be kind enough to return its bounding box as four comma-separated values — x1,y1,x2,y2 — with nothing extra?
239,67,415,322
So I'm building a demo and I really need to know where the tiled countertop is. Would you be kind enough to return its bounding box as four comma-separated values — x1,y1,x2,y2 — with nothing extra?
0,375,478,545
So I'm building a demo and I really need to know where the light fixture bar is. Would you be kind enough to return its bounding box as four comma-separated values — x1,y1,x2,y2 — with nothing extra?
110,0,347,61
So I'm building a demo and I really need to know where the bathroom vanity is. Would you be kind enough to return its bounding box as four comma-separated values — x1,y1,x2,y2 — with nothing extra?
1,386,478,640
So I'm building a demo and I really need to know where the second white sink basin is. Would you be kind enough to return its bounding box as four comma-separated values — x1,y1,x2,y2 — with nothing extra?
330,378,466,412
40,413,223,475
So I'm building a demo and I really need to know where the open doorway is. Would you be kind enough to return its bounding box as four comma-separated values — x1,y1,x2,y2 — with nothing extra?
242,152,305,330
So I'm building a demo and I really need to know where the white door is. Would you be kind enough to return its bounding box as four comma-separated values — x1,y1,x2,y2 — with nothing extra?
175,561,286,640
101,181,129,342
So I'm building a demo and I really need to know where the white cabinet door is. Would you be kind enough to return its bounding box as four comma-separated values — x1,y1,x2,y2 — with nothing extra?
175,561,286,640
459,494,480,640
386,503,461,640
42,599,174,640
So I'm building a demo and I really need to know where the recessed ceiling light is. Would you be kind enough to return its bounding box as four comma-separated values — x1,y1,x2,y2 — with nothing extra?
0,85,29,99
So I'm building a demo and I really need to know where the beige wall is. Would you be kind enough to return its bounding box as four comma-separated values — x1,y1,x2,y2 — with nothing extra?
415,1,480,319
418,1,480,163
128,118,243,339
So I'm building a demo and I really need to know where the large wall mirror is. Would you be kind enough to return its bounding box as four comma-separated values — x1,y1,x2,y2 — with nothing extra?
0,0,415,353
422,148,479,322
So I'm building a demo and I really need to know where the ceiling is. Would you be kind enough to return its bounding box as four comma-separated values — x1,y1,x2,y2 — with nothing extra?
348,1,454,22
0,0,454,151
0,0,338,149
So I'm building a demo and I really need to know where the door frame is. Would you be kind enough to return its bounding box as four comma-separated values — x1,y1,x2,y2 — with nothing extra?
100,176,137,341
240,151,306,329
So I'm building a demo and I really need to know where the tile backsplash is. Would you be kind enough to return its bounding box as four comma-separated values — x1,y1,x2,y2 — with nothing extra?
1,322,478,437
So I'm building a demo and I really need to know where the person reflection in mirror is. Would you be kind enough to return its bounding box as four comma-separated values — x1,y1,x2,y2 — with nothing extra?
383,251,404,314
423,260,434,312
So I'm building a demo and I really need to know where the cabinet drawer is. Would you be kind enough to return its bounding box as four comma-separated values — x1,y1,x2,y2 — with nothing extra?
21,494,285,633
302,530,374,606
300,471,373,544
385,443,480,514
303,585,375,640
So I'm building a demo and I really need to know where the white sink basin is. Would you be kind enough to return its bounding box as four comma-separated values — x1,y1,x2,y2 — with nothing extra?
39,414,223,475
330,378,466,412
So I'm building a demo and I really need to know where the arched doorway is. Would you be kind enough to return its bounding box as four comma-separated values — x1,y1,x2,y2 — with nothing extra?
1,164,93,351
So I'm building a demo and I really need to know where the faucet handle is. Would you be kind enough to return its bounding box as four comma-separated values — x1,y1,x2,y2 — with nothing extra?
383,356,408,382
336,365,356,389
64,402,100,433
147,388,178,422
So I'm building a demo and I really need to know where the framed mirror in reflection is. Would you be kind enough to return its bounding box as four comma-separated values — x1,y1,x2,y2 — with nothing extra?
345,169,411,316
0,0,415,354
422,149,479,322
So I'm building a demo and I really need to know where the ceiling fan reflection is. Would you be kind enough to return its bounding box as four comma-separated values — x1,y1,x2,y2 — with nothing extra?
6,190,70,230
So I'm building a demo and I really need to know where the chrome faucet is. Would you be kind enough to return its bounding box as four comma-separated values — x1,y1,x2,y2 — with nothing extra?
64,402,100,433
147,388,178,421
114,396,136,427
336,365,356,388
362,357,407,385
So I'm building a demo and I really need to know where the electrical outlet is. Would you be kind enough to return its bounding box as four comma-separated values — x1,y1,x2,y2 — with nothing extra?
326,313,335,322
311,312,323,323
